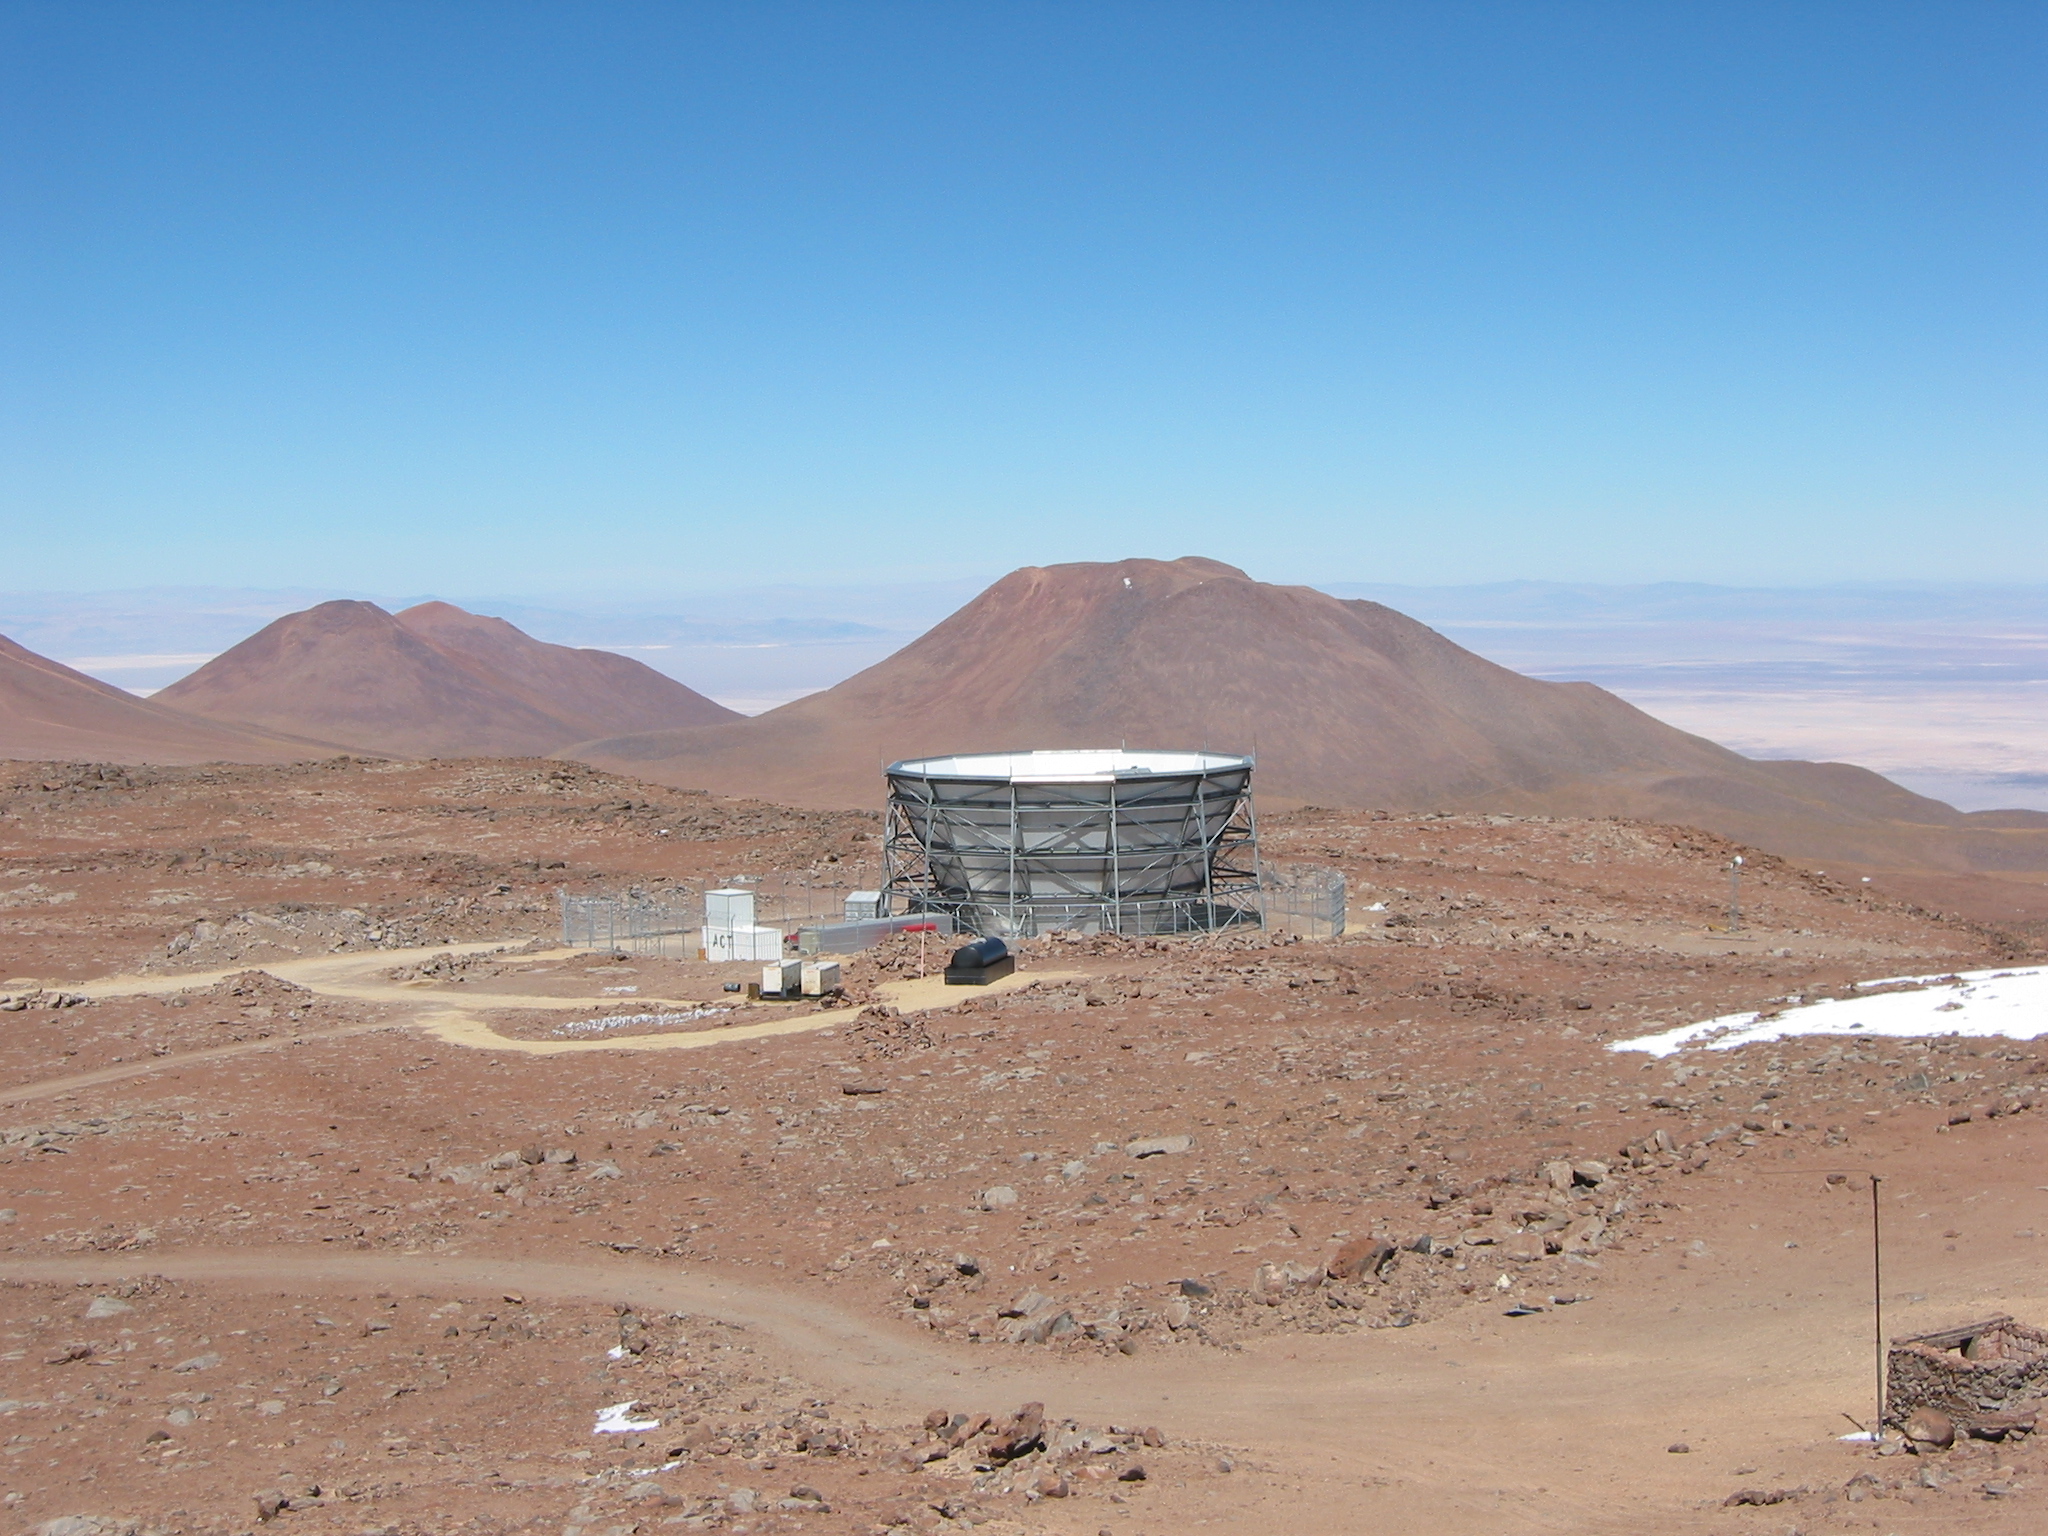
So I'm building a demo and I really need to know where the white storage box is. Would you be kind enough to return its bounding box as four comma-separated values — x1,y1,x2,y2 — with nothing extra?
704,888,756,933
843,890,883,921
800,960,842,996
706,924,782,962
762,958,803,996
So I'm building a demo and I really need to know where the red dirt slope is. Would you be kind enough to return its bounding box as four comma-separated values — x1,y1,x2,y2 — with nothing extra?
158,600,737,760
392,601,738,741
0,633,345,764
569,557,2048,872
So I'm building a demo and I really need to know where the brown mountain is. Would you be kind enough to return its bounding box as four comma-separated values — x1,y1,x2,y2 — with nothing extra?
390,602,740,741
157,600,738,760
569,556,2048,872
0,633,346,765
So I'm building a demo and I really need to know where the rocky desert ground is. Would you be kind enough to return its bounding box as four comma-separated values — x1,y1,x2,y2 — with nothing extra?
3,756,2048,1535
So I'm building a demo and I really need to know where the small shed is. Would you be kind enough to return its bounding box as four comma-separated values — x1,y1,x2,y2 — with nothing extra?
1887,1316,2048,1426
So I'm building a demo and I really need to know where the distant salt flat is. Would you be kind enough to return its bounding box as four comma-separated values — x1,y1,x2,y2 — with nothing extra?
1611,966,2048,1057
1595,683,2048,811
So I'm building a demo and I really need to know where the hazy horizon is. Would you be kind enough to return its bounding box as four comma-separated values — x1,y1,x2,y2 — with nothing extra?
5,570,2042,813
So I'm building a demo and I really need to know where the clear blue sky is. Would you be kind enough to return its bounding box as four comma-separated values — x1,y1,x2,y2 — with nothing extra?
6,2,2044,595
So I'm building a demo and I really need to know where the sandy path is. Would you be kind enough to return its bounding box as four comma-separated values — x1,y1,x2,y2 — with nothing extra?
0,1019,402,1105
877,968,1086,1012
70,940,533,1002
6,945,1083,1101
0,1243,1952,1534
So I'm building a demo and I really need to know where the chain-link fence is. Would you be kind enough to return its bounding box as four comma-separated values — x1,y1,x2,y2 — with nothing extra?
558,879,873,959
562,864,1344,953
1262,864,1347,939
558,892,698,957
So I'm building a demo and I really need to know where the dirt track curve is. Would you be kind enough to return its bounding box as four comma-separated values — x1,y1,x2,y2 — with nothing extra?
0,1240,1951,1535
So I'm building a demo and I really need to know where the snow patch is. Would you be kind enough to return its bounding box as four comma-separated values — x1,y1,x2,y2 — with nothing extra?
556,1007,729,1038
594,1401,661,1434
1610,966,2048,1057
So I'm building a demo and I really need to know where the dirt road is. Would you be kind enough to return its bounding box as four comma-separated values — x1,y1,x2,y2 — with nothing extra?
8,1233,2030,1534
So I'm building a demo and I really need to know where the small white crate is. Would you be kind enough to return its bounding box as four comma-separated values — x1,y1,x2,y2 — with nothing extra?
704,888,756,932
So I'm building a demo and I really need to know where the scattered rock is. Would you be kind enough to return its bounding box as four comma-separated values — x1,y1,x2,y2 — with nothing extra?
985,1402,1046,1461
1251,1259,1323,1303
1723,1487,1797,1506
1326,1236,1396,1281
1124,1134,1194,1158
1001,1299,1076,1345
1964,1408,2036,1440
1905,1407,1955,1450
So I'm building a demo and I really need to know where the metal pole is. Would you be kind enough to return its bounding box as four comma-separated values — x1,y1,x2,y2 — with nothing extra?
1872,1173,1885,1440
1108,778,1122,935
1729,855,1743,932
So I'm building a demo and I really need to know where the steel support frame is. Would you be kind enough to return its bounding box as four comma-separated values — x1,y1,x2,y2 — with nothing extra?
881,764,1263,938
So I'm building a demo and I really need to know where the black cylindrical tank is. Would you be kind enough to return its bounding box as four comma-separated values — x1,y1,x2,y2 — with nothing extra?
948,936,1008,969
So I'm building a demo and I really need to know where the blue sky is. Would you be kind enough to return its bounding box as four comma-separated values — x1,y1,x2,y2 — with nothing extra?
6,2,2045,595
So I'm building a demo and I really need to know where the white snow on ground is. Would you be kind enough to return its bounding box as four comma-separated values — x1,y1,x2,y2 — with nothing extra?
555,1007,729,1037
1611,966,2048,1057
594,1401,661,1434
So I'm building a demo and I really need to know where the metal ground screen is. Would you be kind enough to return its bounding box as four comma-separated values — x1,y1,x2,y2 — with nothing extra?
882,748,1261,937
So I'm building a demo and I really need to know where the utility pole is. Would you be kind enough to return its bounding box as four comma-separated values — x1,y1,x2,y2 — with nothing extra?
1728,855,1743,932
1872,1173,1886,1441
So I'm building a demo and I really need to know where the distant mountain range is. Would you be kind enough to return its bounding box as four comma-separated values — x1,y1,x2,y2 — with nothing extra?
154,600,739,758
2,563,2043,872
0,633,346,766
0,600,735,764
568,557,2048,872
